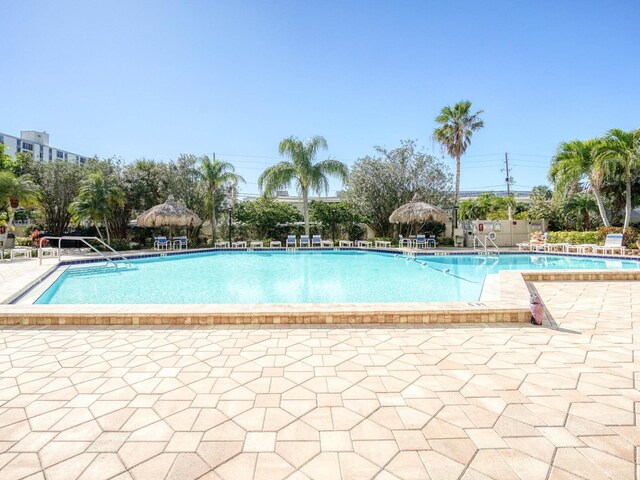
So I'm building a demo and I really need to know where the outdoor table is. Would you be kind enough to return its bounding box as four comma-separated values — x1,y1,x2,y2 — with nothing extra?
375,240,392,248
356,240,373,247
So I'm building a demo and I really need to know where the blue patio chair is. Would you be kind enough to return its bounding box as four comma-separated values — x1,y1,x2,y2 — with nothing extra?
427,234,437,248
154,236,169,250
311,235,322,247
286,235,297,248
415,234,427,249
299,235,310,247
173,236,188,250
399,235,411,247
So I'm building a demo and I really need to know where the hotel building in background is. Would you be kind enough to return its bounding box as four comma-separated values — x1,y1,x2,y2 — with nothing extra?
0,130,89,163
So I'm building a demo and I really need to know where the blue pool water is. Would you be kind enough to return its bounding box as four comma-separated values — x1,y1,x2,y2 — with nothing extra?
34,251,639,305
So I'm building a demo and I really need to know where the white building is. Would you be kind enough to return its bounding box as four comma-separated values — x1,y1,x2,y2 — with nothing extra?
0,130,90,163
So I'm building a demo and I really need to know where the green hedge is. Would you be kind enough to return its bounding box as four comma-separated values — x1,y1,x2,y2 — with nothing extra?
546,231,600,245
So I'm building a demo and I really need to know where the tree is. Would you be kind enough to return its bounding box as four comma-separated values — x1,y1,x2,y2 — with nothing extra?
233,197,302,240
0,171,39,232
549,139,610,226
27,159,85,235
258,136,348,236
309,201,368,241
197,156,244,242
595,128,640,229
69,171,124,244
563,192,598,231
433,100,484,215
343,140,452,236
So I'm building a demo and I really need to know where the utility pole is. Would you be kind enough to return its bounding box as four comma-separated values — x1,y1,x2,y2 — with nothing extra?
504,152,512,195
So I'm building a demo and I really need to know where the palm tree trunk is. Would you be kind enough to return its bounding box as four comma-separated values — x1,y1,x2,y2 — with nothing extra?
210,186,217,243
103,214,111,245
302,188,310,236
624,174,632,230
94,218,105,244
453,155,461,236
592,189,610,227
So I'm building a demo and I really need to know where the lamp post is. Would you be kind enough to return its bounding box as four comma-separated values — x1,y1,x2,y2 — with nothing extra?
331,208,337,245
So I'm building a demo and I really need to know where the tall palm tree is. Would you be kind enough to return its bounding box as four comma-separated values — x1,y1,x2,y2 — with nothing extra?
258,136,348,236
0,171,39,232
433,100,484,215
69,171,124,244
595,128,640,229
549,139,610,226
196,156,245,242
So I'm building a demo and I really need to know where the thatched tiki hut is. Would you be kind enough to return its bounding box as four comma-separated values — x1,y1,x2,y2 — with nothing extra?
136,195,202,237
389,201,449,235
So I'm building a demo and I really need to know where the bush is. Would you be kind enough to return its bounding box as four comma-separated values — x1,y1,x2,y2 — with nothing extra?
596,226,637,245
15,236,32,247
546,231,599,245
438,236,454,246
107,238,132,251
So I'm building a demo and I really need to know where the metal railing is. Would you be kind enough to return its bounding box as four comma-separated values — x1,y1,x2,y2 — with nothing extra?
472,233,500,255
39,236,133,267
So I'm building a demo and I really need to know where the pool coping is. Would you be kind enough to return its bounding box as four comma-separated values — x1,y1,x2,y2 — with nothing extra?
2,248,640,326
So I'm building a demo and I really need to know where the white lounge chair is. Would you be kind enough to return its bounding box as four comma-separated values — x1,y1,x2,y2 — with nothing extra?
232,241,247,248
250,241,264,248
339,240,353,247
595,234,625,255
427,235,437,248
299,235,310,247
270,240,282,247
173,236,188,249
10,248,32,260
214,241,230,247
355,240,372,247
415,234,427,249
311,235,322,247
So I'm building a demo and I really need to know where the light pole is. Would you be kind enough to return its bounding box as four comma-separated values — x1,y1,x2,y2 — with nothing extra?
227,205,232,246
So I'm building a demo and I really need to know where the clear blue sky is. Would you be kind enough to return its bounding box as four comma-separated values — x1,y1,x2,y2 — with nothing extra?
2,0,639,196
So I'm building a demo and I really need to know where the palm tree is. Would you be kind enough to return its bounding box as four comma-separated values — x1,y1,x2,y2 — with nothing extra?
595,128,640,230
258,136,348,236
549,139,610,226
196,156,245,242
69,171,124,244
433,100,484,215
0,171,39,232
564,192,598,231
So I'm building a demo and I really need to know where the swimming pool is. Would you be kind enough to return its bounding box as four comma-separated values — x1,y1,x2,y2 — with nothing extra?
33,251,640,305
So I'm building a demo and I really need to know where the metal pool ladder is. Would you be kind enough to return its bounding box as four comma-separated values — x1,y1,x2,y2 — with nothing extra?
39,236,134,267
472,232,500,255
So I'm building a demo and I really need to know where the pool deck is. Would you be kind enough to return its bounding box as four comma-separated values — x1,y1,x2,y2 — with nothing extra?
2,247,640,327
0,279,638,479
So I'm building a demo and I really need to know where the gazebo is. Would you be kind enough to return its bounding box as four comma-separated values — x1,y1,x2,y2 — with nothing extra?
136,195,202,237
389,201,449,235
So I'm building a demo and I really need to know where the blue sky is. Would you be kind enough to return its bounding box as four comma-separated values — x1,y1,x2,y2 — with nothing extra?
2,0,639,196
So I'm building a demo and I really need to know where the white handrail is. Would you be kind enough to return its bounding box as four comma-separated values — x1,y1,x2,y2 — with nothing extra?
39,236,133,267
472,233,500,255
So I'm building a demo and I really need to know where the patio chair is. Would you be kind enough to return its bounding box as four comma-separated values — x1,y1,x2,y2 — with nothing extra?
427,234,437,248
399,235,412,248
311,235,322,247
415,234,427,249
595,234,626,255
299,235,310,247
286,235,297,248
154,236,169,250
173,236,188,250
10,247,33,260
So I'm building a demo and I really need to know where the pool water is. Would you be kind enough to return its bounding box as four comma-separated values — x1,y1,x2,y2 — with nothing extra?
34,251,639,305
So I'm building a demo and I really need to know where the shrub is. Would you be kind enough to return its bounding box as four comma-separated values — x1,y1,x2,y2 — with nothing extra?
15,236,32,246
596,226,637,245
438,236,454,246
108,238,132,251
546,231,599,245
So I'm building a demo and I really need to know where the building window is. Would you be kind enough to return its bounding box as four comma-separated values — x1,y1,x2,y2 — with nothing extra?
0,135,4,144
22,142,33,151
79,156,87,163
56,150,63,159
49,149,52,160
64,152,68,160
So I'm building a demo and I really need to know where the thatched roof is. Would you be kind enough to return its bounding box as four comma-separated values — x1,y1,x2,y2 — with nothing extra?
389,201,449,224
136,195,202,228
